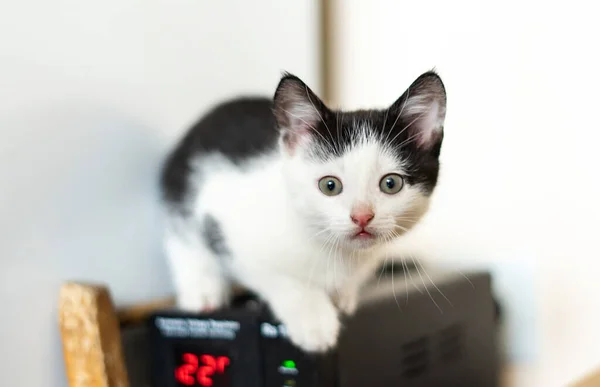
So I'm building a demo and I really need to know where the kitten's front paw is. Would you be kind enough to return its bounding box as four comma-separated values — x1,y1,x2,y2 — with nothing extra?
176,281,229,313
283,297,340,353
332,291,359,315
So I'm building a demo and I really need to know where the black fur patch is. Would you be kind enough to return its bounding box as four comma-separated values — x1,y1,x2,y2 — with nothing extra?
160,97,278,208
201,215,231,258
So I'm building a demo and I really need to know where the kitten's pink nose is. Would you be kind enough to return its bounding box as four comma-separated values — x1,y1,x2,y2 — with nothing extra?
350,210,374,227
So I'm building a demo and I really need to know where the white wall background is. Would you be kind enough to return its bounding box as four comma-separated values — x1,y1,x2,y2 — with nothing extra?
329,1,600,386
0,1,321,386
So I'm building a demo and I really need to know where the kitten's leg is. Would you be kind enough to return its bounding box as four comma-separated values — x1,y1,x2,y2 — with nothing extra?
237,269,340,353
164,220,230,312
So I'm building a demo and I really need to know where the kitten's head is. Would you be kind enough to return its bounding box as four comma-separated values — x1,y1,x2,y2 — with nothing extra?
273,71,446,251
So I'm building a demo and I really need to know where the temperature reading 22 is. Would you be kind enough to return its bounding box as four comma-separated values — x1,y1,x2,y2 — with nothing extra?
174,353,231,387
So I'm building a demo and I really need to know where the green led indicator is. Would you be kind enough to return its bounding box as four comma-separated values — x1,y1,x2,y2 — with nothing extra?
282,360,296,369
278,359,299,376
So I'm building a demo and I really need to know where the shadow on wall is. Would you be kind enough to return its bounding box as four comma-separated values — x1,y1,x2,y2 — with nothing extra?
0,101,174,386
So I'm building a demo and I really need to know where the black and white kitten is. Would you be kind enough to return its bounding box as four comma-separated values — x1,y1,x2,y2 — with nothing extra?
160,71,446,352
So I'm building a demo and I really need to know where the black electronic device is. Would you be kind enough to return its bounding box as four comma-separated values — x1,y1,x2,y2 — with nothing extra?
149,297,335,387
148,264,500,387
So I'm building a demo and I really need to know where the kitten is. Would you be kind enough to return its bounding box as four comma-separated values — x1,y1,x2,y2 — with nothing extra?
160,71,446,352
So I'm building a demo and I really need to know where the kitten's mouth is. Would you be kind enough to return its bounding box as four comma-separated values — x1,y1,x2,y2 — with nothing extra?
353,229,375,240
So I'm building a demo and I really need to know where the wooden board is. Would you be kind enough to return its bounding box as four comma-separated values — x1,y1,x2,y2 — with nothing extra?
570,367,600,387
59,282,130,387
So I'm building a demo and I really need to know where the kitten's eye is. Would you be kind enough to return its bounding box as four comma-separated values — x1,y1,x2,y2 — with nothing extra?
379,174,404,195
318,176,343,196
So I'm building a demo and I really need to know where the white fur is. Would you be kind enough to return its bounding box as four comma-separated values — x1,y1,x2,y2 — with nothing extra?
163,127,431,352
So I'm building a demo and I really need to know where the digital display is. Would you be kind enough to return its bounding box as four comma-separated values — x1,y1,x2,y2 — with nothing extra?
150,306,334,387
173,347,232,387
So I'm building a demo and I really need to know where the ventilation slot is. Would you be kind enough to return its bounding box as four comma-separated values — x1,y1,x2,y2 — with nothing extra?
400,336,430,378
437,323,465,362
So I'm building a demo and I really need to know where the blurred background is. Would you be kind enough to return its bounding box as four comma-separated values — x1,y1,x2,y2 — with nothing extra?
0,1,598,386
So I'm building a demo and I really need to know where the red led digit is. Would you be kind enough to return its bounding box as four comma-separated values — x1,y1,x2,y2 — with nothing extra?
183,354,199,368
197,365,215,387
175,353,199,385
200,355,216,371
198,355,217,386
175,367,195,386
216,356,230,373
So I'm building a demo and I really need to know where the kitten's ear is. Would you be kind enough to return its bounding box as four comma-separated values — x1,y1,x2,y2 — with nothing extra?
390,71,447,152
273,73,328,152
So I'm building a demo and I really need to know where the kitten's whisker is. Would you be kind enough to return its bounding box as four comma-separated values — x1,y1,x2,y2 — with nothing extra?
331,234,339,298
401,259,410,306
416,259,453,307
395,224,410,233
455,269,476,289
307,220,348,227
385,232,402,312
390,230,423,294
395,215,421,220
335,235,343,299
377,231,396,286
310,228,333,239
306,232,336,288
325,232,339,291
395,218,419,224
306,226,337,243
410,253,443,314
377,233,389,282
389,246,403,313
377,254,388,287
318,232,336,254
310,234,335,292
